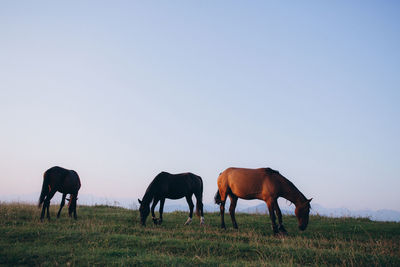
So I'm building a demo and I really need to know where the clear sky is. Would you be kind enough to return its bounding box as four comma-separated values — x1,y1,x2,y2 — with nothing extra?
1,1,399,211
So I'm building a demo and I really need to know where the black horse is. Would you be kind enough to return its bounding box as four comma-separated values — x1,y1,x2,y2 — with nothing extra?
38,166,81,221
138,172,204,226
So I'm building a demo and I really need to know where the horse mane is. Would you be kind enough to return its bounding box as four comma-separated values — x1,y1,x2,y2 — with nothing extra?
142,172,169,204
282,175,306,200
264,167,280,175
265,168,308,204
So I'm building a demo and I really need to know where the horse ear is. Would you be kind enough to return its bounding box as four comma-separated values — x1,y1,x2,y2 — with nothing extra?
138,199,142,204
308,198,313,203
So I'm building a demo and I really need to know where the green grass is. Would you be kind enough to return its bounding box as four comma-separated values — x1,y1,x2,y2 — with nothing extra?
1,203,399,266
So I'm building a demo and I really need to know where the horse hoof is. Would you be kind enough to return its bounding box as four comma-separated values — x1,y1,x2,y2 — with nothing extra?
184,218,192,225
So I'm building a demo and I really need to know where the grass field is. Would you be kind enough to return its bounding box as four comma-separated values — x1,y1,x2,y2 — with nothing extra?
1,203,399,266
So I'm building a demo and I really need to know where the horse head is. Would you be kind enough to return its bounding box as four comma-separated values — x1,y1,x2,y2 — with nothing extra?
138,198,150,226
295,198,312,231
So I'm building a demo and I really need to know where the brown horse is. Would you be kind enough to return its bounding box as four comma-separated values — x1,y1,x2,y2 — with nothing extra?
215,167,312,234
38,166,81,221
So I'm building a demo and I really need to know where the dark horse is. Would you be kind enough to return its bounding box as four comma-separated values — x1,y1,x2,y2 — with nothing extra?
138,172,204,226
38,166,81,221
215,167,312,235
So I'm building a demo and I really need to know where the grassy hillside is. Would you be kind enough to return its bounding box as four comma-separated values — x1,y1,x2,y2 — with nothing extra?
1,203,399,266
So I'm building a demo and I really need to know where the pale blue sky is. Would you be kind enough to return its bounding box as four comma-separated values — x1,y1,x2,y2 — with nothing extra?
1,1,399,211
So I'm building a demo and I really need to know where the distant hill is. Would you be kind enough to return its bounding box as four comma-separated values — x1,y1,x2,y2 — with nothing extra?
154,202,400,222
238,202,400,222
2,193,399,222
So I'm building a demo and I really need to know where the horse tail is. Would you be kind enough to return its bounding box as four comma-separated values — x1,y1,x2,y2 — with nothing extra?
195,176,203,217
38,171,50,208
214,189,222,205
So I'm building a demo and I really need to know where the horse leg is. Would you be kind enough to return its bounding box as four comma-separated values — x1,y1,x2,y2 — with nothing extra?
40,191,49,221
46,203,50,220
220,201,226,229
68,194,74,217
274,202,287,235
40,204,46,221
184,195,194,225
266,199,279,235
151,198,160,225
40,200,47,222
158,198,165,225
195,192,205,225
218,188,228,229
57,193,66,218
228,195,238,229
72,193,78,220
44,189,57,221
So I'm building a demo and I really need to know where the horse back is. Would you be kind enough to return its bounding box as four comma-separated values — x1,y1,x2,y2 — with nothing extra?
154,172,202,199
218,167,282,200
45,166,81,194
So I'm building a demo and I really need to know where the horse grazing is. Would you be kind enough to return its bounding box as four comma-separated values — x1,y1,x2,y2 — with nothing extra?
38,166,81,221
138,172,204,226
215,167,312,235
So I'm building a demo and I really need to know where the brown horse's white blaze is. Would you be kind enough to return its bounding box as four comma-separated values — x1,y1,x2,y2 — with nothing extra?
215,167,312,234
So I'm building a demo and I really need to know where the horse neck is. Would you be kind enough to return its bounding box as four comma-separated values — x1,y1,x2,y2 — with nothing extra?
142,186,155,205
280,177,307,207
142,172,165,204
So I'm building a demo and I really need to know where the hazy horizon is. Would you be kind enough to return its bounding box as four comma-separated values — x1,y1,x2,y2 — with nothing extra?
1,2,399,212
